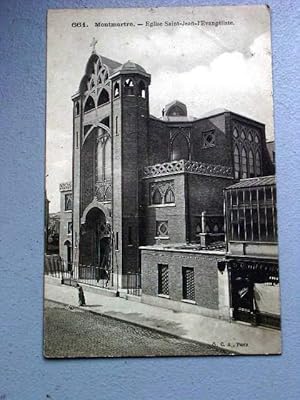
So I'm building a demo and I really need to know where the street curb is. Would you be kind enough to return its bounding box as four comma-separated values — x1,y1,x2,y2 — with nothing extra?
45,298,238,356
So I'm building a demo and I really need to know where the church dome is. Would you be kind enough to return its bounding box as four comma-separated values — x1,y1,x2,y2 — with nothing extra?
164,100,187,117
120,60,147,74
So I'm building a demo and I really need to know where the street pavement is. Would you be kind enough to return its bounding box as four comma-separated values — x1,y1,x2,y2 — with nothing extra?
44,276,281,356
44,300,230,358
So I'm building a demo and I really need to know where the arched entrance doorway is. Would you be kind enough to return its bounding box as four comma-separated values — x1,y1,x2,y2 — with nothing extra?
80,207,111,285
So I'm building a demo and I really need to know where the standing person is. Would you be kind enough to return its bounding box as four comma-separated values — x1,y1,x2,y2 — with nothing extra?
77,284,86,306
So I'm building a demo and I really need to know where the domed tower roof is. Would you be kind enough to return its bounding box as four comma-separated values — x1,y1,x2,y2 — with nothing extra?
110,60,150,80
164,100,187,117
120,60,147,74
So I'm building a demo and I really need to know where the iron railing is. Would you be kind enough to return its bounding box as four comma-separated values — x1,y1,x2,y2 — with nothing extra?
45,255,142,295
126,272,141,296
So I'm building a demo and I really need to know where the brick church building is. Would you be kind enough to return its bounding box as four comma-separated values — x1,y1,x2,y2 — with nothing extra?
66,47,277,323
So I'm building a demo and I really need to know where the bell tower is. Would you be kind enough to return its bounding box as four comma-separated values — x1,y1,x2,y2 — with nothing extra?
110,61,151,288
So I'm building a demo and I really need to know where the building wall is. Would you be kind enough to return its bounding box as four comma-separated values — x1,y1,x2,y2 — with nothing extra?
147,118,169,165
72,96,82,266
142,174,186,245
147,114,231,167
141,248,225,317
111,78,123,282
71,51,274,290
59,211,72,263
230,113,274,176
115,75,150,275
59,189,72,263
191,113,232,166
187,174,233,241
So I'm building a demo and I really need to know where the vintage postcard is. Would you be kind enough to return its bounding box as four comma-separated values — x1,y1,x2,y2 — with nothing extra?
44,5,280,358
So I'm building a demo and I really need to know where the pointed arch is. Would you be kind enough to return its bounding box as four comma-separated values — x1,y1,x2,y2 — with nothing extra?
164,187,175,204
171,133,189,161
82,122,110,146
97,89,109,106
168,105,185,116
84,96,95,112
124,78,134,95
152,188,162,205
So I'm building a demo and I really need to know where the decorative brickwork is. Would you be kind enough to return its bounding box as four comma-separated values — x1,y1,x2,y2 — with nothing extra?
143,159,233,179
59,181,72,192
95,180,112,202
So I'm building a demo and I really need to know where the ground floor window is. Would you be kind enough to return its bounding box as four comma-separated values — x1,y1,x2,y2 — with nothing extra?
182,267,195,301
158,264,169,296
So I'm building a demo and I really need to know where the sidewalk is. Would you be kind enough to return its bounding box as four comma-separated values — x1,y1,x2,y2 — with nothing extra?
44,276,281,355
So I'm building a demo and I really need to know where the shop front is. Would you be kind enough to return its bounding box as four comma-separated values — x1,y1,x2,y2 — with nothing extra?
227,258,280,329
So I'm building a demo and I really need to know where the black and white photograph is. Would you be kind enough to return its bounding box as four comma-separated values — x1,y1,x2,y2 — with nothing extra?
44,5,280,358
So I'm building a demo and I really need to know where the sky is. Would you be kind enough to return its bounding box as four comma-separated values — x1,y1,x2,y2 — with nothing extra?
46,5,274,212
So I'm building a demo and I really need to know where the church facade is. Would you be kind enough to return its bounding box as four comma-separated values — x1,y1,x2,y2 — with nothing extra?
69,48,275,320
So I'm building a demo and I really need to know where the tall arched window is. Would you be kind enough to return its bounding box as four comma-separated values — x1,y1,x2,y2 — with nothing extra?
124,79,134,95
233,125,262,179
97,89,109,106
97,139,103,181
241,147,247,178
255,151,262,176
84,96,95,112
138,81,146,98
234,145,240,179
171,134,189,161
97,135,111,181
249,149,254,177
152,189,162,205
104,138,111,180
165,188,175,204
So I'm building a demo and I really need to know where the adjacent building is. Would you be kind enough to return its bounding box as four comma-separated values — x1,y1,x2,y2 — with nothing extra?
223,175,279,328
59,181,73,269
